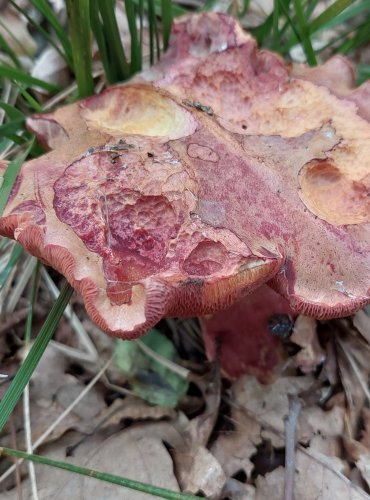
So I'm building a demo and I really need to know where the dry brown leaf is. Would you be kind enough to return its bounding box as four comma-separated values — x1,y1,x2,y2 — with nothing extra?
360,408,370,449
56,376,106,420
233,375,313,446
0,3,37,56
255,449,369,500
77,431,181,499
344,437,370,491
93,396,176,429
31,46,70,94
211,408,261,478
335,327,370,432
353,310,370,345
29,347,70,403
176,445,226,498
6,422,183,498
221,478,256,499
299,404,345,445
291,315,326,373
233,374,346,454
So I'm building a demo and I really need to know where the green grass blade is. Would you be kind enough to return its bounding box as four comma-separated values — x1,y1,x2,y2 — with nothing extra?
236,0,251,17
29,0,73,66
199,0,219,11
1,134,26,146
147,0,157,65
0,66,59,92
0,140,34,215
292,0,317,65
338,19,370,54
98,0,130,81
0,102,25,121
161,0,173,50
0,118,25,139
66,0,94,98
0,31,21,68
309,0,354,33
250,14,274,46
357,64,370,85
18,87,43,113
0,282,73,432
125,0,142,73
0,18,30,58
25,260,41,343
271,0,280,48
90,0,117,84
139,0,144,63
0,243,23,290
317,0,370,31
0,447,201,499
9,0,72,68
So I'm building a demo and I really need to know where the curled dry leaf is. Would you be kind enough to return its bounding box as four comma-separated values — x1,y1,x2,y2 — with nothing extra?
0,13,369,338
176,445,226,498
291,315,326,373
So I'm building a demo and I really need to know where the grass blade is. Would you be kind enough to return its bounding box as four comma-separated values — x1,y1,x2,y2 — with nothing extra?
147,0,158,65
0,140,34,215
90,0,116,84
338,19,370,54
0,31,21,68
0,102,25,121
357,64,370,85
98,0,130,81
292,0,317,65
0,447,201,499
125,0,142,73
0,118,25,139
0,66,59,93
161,0,172,50
0,282,73,432
309,0,354,33
66,0,94,98
317,0,370,31
29,0,73,66
0,243,23,290
9,0,72,68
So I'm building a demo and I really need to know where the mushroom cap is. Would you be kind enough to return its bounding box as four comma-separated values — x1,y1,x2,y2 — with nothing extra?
0,13,369,338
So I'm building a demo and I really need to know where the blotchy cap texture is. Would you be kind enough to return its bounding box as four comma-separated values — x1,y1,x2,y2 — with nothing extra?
1,13,369,338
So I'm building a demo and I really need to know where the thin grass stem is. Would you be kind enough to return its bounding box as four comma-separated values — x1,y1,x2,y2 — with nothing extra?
0,282,73,432
0,447,201,499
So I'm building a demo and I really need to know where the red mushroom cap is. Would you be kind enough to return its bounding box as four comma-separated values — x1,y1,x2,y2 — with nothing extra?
0,13,369,338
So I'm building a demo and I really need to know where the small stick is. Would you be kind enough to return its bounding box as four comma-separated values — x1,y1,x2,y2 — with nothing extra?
284,395,302,500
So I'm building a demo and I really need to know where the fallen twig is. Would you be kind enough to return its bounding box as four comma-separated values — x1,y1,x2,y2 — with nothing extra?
284,395,302,500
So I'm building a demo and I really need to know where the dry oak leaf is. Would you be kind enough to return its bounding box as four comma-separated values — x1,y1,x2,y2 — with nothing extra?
0,13,369,339
255,450,369,500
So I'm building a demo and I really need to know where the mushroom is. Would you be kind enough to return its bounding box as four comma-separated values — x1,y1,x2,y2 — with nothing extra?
201,285,295,382
0,13,369,340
